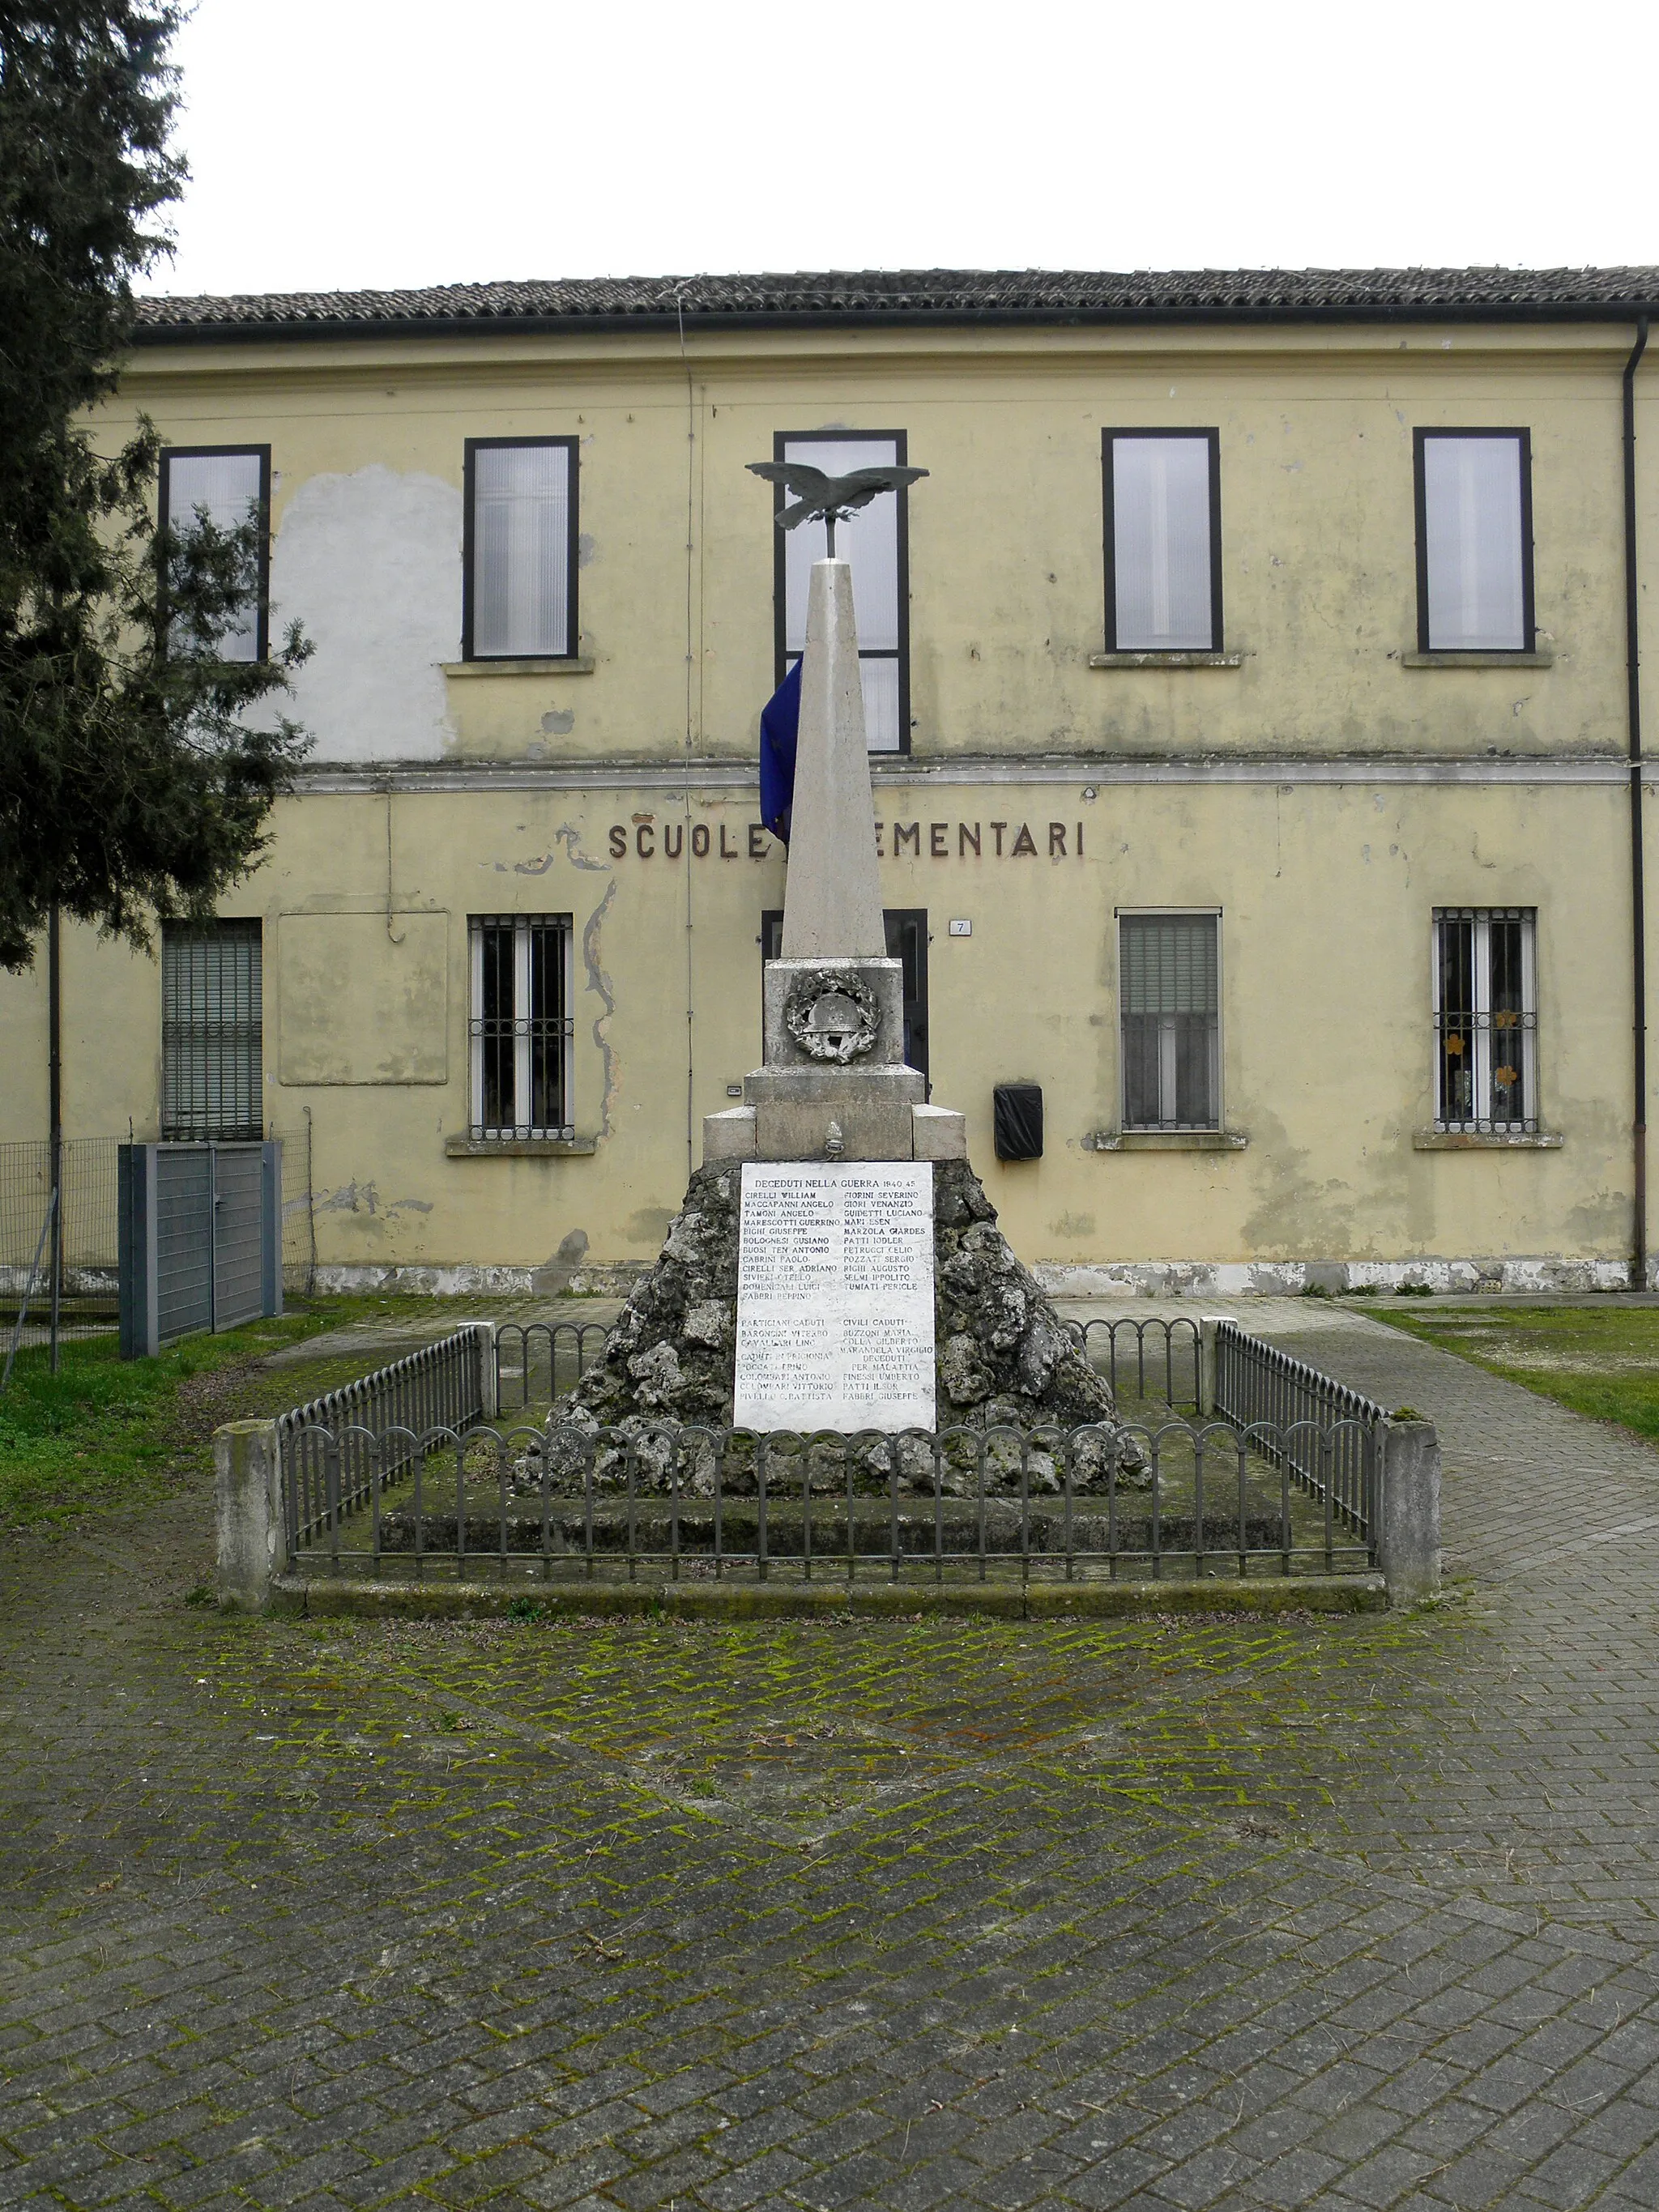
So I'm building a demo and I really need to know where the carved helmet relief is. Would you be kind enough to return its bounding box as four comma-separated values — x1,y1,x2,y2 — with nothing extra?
783,969,881,1063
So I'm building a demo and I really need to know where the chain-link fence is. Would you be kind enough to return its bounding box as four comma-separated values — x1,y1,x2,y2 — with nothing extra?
0,1139,121,1369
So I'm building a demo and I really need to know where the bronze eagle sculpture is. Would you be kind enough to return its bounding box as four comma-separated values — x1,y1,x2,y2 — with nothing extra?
746,459,928,554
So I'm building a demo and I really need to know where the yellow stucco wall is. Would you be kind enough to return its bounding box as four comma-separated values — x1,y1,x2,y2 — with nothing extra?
5,314,1654,1284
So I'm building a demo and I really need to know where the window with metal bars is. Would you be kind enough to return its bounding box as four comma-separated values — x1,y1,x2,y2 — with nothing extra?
1120,914,1221,1130
1433,908,1537,1132
468,916,574,1140
160,922,263,1140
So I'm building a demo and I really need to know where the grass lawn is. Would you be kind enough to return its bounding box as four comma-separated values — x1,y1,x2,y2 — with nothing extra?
0,1298,449,1534
1376,1302,1659,1444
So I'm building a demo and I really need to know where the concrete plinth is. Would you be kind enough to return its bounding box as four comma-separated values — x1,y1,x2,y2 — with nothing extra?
754,1098,916,1161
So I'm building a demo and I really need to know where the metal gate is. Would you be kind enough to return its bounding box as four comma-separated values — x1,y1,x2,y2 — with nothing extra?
119,1141,283,1357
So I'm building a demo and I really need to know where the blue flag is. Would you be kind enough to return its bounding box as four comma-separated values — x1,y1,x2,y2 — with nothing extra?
759,658,801,846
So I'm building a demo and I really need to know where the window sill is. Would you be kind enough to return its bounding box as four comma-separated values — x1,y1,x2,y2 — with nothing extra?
1089,650,1243,670
1413,1128,1563,1150
442,658,595,678
444,1136,596,1158
1085,1129,1248,1152
1400,649,1555,669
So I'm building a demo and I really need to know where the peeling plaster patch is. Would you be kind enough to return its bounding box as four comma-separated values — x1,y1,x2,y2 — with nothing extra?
514,853,556,876
554,824,610,872
541,709,575,735
582,878,619,1141
316,1181,433,1218
577,533,596,568
271,467,461,763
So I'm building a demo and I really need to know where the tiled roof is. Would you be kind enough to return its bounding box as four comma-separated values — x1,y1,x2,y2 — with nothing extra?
133,266,1659,339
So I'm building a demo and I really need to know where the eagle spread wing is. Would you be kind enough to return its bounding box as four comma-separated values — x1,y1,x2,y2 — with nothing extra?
745,462,833,499
750,460,931,531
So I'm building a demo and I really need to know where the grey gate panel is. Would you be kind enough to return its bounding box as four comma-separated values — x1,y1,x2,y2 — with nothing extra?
120,1140,284,1357
211,1144,264,1330
156,1146,214,1345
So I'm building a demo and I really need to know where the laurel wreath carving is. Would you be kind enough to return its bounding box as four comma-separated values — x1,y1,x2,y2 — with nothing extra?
783,969,881,1063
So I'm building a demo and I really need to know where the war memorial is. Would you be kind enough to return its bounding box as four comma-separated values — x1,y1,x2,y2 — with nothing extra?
556,465,1124,1456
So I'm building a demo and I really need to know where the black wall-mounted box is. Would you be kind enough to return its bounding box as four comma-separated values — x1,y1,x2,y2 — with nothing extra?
993,1082,1043,1161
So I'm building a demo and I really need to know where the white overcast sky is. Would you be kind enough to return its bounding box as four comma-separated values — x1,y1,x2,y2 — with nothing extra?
145,0,1657,299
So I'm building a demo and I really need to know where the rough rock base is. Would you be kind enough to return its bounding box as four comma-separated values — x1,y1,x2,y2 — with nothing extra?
555,1157,1124,1450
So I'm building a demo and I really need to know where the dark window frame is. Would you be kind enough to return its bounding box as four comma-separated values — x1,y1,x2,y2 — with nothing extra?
466,911,576,1140
1101,428,1223,653
462,434,581,663
1413,428,1535,654
1116,907,1223,1133
157,443,272,663
160,918,264,1142
771,427,911,757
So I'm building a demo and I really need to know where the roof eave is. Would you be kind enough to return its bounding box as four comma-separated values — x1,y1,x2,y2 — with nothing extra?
130,299,1659,348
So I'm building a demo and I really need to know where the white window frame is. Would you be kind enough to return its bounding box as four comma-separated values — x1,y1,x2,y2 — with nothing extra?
1431,907,1539,1133
467,914,575,1141
1116,907,1223,1132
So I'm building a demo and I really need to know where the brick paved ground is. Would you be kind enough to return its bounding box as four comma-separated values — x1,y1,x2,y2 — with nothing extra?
6,1305,1659,2210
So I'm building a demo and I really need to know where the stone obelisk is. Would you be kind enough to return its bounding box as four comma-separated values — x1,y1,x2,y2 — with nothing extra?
703,559,966,1166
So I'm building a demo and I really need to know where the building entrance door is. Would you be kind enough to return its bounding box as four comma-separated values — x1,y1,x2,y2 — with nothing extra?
761,909,929,1090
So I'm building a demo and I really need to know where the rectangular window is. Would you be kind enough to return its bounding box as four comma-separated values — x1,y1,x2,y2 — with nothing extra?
463,437,578,660
774,428,909,753
161,921,263,1140
1120,913,1220,1130
1415,430,1533,652
468,914,574,1140
1433,907,1537,1132
1103,431,1222,651
157,445,270,663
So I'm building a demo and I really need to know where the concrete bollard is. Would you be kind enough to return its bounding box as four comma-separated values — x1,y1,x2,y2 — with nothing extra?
1377,1417,1441,1605
215,1419,285,1611
465,1320,499,1421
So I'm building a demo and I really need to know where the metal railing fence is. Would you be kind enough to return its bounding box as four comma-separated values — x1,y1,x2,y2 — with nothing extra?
495,1320,612,1410
1065,1315,1201,1409
278,1413,1377,1585
1212,1319,1384,1536
279,1325,490,1550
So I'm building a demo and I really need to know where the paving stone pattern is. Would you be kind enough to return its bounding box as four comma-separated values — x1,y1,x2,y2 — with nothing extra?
6,1303,1659,2210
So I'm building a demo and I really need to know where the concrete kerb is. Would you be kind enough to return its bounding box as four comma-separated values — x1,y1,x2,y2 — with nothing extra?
271,1571,1386,1623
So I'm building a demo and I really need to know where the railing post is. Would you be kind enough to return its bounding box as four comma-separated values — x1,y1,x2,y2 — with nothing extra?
1377,1417,1441,1604
1197,1316,1222,1417
467,1321,498,1421
215,1418,286,1610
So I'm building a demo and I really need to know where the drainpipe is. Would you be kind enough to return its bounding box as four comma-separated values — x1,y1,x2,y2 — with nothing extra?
1626,317,1649,1289
47,903,62,1371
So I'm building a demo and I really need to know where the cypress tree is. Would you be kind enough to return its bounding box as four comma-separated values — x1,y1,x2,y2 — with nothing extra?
0,2,309,974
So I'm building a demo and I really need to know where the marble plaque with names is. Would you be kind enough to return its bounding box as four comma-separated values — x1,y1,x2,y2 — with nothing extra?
734,1161,936,1433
